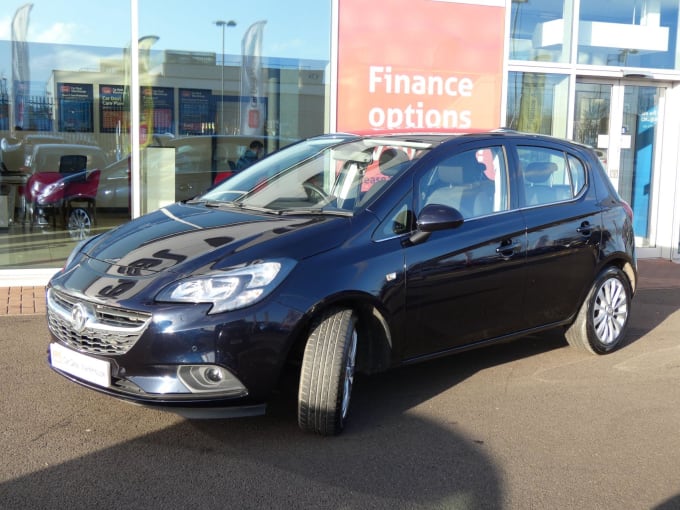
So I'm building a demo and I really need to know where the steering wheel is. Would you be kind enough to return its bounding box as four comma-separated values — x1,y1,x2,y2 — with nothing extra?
303,182,328,203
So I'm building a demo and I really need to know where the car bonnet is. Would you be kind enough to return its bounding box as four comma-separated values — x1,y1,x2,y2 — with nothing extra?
79,202,347,278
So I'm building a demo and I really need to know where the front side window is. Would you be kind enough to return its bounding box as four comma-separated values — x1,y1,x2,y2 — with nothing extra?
418,146,509,219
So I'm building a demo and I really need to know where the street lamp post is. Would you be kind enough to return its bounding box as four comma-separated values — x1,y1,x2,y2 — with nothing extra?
214,20,236,134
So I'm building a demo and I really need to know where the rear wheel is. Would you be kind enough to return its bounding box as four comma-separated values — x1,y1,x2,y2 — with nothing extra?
298,308,358,436
566,266,632,355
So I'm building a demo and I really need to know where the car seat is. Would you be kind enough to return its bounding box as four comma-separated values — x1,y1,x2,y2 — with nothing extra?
426,151,488,218
524,161,559,205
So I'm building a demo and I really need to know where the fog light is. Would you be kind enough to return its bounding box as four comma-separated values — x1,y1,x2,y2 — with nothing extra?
205,367,223,383
177,365,247,396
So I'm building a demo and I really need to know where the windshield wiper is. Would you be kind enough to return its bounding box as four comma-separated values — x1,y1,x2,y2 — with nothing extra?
201,199,351,216
202,200,277,214
203,200,233,208
277,207,353,217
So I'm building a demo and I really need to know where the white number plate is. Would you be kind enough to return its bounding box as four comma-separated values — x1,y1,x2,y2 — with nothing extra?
50,343,111,388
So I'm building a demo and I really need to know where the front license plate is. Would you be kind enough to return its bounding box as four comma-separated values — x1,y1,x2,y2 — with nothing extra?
50,343,111,388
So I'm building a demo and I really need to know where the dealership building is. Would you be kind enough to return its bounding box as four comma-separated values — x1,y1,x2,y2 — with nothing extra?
2,0,680,286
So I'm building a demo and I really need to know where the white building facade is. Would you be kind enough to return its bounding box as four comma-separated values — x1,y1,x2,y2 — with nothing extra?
2,0,680,286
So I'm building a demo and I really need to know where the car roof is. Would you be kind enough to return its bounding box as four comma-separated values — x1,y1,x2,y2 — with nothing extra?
326,129,596,152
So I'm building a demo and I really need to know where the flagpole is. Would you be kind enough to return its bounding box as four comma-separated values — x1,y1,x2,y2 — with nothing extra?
214,20,236,135
11,3,33,135
240,20,266,136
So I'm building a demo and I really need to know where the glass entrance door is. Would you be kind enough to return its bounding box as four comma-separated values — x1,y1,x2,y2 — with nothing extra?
573,80,664,252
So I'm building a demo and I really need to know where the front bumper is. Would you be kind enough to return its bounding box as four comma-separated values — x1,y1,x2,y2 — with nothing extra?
46,285,304,413
48,354,266,418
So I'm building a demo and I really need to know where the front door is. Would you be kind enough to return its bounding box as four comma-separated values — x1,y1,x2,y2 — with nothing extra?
573,80,665,256
402,143,527,362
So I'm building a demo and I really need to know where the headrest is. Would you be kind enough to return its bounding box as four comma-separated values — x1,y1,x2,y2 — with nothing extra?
437,151,486,184
524,161,558,183
436,164,465,185
379,148,409,175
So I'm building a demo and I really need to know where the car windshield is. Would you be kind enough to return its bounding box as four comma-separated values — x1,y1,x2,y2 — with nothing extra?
200,135,432,215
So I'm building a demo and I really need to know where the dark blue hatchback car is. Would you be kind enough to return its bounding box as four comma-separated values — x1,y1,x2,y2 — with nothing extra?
47,131,637,435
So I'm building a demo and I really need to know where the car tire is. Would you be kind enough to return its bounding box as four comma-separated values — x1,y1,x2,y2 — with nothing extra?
565,266,632,355
67,207,93,240
298,307,358,436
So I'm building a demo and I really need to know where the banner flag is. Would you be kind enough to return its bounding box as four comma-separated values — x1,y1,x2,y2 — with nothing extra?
138,35,159,146
240,20,266,135
11,3,33,131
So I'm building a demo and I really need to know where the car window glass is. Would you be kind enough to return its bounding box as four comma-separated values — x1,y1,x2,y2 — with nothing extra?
203,137,429,213
418,146,509,219
567,154,587,196
356,146,413,207
374,194,415,240
518,146,576,207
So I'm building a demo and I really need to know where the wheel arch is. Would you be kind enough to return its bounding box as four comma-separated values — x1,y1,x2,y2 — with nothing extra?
565,259,634,354
598,254,637,295
285,291,394,376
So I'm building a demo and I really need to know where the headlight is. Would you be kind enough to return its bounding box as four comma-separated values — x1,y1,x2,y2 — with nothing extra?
156,259,295,314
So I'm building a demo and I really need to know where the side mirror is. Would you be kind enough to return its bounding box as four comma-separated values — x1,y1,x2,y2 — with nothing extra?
408,203,464,245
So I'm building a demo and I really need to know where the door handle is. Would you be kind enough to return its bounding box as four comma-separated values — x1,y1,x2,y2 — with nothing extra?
577,222,592,236
496,240,521,258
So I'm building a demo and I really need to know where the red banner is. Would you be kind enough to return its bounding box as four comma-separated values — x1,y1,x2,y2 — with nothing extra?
336,0,506,132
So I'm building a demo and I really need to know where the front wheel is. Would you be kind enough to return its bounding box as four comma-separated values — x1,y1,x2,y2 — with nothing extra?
298,308,358,436
67,207,93,240
565,266,632,355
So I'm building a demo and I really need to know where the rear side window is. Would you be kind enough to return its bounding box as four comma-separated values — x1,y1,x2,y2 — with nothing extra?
518,146,585,207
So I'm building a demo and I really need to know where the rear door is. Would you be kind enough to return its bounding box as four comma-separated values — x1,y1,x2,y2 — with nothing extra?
514,141,602,328
401,142,528,361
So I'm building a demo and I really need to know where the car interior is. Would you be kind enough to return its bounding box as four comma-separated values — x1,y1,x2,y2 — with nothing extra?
424,151,495,218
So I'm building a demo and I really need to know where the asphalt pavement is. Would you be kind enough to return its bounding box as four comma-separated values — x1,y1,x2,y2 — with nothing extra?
1,259,680,509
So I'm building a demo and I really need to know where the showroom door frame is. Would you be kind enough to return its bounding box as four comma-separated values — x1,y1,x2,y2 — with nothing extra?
573,77,671,259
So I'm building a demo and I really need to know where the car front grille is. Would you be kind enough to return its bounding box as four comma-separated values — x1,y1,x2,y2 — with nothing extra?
47,288,152,355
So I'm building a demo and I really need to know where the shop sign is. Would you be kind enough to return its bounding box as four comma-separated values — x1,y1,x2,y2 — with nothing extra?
336,0,506,132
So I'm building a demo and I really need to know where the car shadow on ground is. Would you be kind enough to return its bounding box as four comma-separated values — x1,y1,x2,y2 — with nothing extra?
3,330,571,508
3,284,678,509
2,329,569,509
625,286,680,346
3,369,506,509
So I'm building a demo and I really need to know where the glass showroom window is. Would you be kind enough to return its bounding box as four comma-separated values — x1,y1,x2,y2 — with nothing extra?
509,0,574,63
136,0,331,216
577,0,679,69
0,1,132,270
506,72,569,138
0,0,330,272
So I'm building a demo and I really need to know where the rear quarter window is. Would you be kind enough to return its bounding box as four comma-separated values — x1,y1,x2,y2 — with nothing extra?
567,154,587,196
